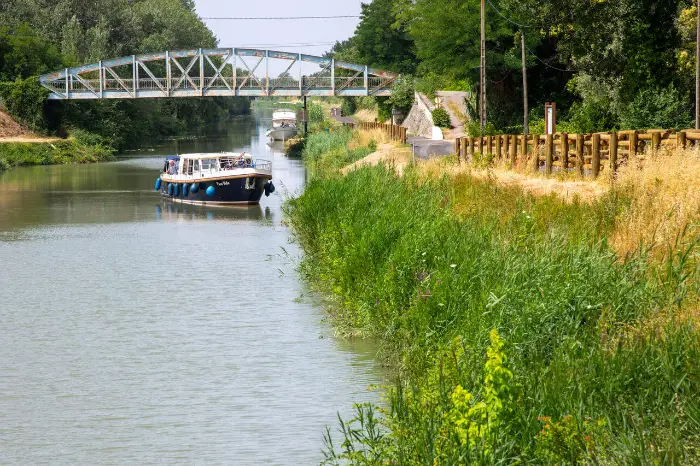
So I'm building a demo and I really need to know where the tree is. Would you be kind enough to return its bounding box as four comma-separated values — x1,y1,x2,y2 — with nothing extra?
348,0,417,74
0,24,63,81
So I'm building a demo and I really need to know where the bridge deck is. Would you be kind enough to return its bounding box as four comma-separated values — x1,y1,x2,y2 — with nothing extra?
39,48,397,100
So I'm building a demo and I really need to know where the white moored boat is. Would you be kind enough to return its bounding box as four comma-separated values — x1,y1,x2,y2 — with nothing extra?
265,110,298,140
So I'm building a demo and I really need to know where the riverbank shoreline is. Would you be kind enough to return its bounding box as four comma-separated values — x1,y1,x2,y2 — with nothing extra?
287,127,700,463
0,139,114,172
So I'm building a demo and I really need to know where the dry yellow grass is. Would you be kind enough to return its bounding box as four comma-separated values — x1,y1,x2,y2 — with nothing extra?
354,108,379,122
348,128,392,150
420,157,608,203
610,149,700,258
342,143,412,176
424,148,700,262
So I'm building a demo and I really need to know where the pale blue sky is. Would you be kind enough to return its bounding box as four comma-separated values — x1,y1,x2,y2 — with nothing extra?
194,0,363,56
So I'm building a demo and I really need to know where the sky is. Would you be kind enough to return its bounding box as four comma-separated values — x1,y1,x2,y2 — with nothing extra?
193,0,364,75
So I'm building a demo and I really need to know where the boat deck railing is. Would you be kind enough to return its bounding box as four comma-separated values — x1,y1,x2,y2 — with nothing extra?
253,159,272,171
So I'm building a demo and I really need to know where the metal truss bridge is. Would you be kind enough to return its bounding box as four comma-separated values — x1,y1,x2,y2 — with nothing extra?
39,48,397,100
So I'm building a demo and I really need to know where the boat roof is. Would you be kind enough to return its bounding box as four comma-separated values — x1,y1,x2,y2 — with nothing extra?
272,110,296,119
171,152,251,160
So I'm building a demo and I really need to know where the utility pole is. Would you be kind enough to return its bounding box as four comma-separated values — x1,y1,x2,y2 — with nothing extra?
521,30,529,135
695,0,700,129
480,0,486,132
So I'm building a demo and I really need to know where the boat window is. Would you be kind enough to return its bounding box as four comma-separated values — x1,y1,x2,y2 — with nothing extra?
200,159,219,171
184,159,194,175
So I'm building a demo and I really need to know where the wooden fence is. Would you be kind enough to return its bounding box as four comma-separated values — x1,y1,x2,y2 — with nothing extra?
347,121,408,144
455,129,700,177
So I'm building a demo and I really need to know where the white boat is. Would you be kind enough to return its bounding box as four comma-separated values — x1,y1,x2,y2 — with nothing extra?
266,110,298,140
155,153,274,206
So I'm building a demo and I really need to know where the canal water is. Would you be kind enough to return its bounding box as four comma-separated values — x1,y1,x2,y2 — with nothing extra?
0,112,380,464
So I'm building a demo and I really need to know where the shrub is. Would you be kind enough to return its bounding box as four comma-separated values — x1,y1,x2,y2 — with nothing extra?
389,75,415,113
69,128,113,150
432,107,451,128
308,102,325,123
284,137,305,158
620,85,693,130
376,97,392,122
340,98,356,117
567,99,619,133
0,77,49,131
466,120,499,136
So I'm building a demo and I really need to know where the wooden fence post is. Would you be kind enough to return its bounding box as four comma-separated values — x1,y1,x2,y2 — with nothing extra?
510,135,517,166
678,131,687,150
495,135,502,159
560,132,569,172
503,134,510,160
575,134,584,175
651,131,661,154
610,131,618,175
521,135,527,158
592,133,601,177
478,136,484,155
630,130,638,157
461,137,468,162
485,135,492,155
545,134,554,174
532,134,541,171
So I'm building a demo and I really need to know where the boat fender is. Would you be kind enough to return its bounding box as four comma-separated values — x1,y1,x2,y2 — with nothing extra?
173,183,180,197
264,181,270,197
206,185,216,197
182,183,189,197
167,183,174,196
155,178,162,191
190,183,199,194
268,181,275,194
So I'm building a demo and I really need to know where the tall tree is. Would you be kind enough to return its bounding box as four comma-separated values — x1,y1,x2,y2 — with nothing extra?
349,0,417,74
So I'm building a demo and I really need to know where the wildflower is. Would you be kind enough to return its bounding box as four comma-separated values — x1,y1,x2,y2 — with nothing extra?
450,264,457,268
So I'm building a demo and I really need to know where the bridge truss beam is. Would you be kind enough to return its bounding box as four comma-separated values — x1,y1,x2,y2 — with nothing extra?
39,48,397,100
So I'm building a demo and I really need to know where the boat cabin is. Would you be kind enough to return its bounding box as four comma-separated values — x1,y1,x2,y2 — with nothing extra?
162,153,271,181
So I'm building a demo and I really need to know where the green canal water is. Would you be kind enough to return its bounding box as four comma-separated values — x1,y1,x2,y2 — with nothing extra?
0,112,380,464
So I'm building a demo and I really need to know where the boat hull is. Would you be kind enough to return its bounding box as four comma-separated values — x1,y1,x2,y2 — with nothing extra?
266,127,298,140
159,174,272,205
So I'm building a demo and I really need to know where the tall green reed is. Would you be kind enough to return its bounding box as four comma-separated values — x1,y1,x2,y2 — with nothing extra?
286,164,700,464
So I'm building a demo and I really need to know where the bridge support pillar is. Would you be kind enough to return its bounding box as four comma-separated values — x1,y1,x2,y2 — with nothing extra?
303,96,308,135
364,66,368,96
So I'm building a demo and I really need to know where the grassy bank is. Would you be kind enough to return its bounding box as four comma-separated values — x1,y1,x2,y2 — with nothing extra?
286,135,700,463
0,137,114,172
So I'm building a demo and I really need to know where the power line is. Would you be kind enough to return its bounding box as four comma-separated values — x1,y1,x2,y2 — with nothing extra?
235,42,337,48
525,44,575,72
485,0,531,29
201,15,360,20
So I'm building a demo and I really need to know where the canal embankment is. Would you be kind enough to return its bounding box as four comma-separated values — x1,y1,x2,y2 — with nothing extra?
287,124,700,463
0,109,113,172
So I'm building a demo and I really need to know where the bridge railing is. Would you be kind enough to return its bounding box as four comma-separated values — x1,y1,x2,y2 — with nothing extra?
43,76,396,96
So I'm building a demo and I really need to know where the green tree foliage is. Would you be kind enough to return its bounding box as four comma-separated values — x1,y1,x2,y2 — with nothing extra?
0,77,49,129
0,25,63,81
0,0,250,149
620,85,693,130
335,0,696,132
351,0,416,74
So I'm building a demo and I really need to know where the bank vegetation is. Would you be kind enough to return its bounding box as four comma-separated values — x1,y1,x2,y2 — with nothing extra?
285,128,700,464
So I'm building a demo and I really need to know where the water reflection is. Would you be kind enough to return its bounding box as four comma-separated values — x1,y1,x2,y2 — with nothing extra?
156,201,267,222
0,110,380,464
